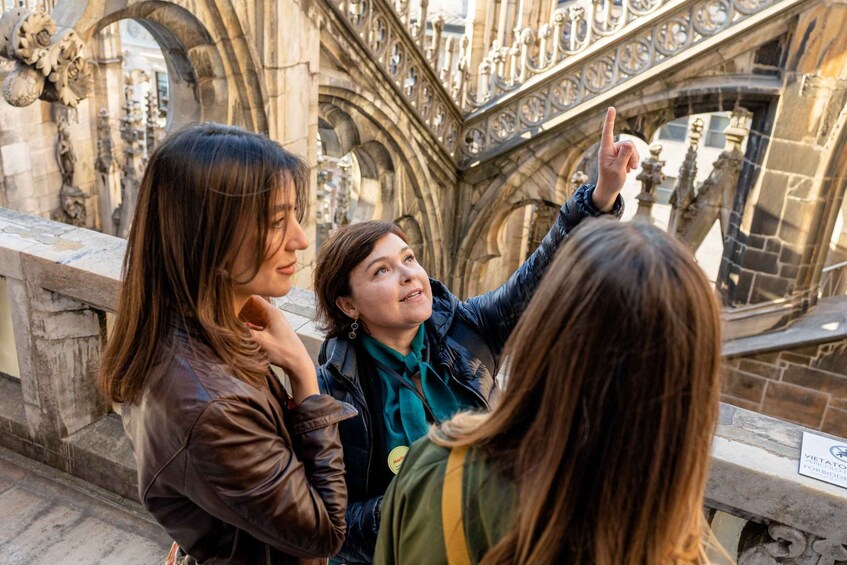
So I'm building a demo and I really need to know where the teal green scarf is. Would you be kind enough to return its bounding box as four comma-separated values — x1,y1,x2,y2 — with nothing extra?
361,326,471,454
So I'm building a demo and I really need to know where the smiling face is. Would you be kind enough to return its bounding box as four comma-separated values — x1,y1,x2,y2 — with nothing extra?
231,181,308,313
337,233,433,345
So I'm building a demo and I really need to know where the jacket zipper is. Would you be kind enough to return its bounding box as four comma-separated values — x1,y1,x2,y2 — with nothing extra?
265,543,271,565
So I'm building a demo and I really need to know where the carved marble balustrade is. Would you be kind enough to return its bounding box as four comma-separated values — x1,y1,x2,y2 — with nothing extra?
456,0,805,166
336,0,806,167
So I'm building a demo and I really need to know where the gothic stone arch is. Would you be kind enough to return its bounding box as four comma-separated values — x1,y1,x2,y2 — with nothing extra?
318,88,448,278
58,0,269,132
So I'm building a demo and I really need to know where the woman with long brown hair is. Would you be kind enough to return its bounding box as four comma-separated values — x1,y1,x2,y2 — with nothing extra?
375,219,725,565
99,123,355,564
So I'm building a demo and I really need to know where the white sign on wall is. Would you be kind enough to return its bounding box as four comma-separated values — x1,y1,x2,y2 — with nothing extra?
799,431,847,489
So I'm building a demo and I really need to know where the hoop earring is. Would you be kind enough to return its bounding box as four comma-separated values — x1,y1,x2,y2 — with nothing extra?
349,320,359,340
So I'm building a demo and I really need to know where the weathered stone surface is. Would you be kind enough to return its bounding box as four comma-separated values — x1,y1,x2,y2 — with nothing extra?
0,142,32,176
766,141,821,178
0,446,168,564
738,358,782,381
762,381,828,427
721,394,761,412
782,365,847,397
723,368,768,403
743,249,780,275
749,273,791,303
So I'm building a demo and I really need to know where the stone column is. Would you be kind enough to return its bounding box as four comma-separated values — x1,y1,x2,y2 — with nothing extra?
717,2,847,324
6,279,106,459
94,109,121,236
464,0,495,85
89,23,124,128
263,0,321,290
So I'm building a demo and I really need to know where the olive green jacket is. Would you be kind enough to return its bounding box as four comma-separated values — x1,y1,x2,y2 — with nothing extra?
374,438,516,565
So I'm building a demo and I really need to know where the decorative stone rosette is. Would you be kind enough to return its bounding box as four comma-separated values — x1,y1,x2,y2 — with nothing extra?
0,8,91,108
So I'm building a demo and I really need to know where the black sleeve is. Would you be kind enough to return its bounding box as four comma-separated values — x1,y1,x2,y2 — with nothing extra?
462,184,624,356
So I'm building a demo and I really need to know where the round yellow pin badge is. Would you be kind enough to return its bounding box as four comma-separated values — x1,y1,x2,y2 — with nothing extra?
387,445,409,474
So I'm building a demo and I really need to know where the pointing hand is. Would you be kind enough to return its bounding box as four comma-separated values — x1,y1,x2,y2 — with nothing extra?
593,107,640,211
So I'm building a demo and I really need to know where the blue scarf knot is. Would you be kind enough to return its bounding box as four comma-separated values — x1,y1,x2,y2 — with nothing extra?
361,325,471,452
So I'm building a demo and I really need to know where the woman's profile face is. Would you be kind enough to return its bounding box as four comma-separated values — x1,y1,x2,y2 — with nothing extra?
341,233,433,338
231,182,307,306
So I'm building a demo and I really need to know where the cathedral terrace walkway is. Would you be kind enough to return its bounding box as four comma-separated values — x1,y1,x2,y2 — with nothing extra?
0,445,167,564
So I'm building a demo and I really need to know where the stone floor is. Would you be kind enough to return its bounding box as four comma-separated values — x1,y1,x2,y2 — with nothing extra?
0,446,169,564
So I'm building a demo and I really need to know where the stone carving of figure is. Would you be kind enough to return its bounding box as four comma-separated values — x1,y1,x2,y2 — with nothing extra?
51,115,89,227
56,120,76,186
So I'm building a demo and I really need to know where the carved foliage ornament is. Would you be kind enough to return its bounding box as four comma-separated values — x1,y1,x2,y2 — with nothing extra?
12,10,55,64
738,522,847,565
0,8,91,107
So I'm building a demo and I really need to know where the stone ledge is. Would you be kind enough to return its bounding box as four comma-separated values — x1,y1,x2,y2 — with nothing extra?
63,414,139,502
723,296,847,357
0,373,140,502
0,208,122,311
708,404,847,541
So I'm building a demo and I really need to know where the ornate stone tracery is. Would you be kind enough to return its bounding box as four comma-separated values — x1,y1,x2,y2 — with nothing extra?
457,0,802,165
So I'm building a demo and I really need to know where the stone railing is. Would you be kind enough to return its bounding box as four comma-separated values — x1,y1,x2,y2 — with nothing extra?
358,0,802,167
326,0,464,161
707,404,847,563
463,0,677,107
378,0,681,111
457,0,803,165
0,208,845,559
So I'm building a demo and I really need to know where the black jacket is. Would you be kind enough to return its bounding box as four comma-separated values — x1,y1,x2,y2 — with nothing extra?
317,184,623,563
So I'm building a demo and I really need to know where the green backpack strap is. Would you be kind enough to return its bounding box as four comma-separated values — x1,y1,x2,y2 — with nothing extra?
442,445,472,565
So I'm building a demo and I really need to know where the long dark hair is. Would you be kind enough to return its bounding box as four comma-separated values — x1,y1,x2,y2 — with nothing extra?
434,219,723,565
99,123,309,405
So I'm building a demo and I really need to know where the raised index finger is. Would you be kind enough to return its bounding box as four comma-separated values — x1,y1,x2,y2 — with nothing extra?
601,107,616,150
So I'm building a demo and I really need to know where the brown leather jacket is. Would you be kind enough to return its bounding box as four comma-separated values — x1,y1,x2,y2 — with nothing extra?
122,326,357,564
